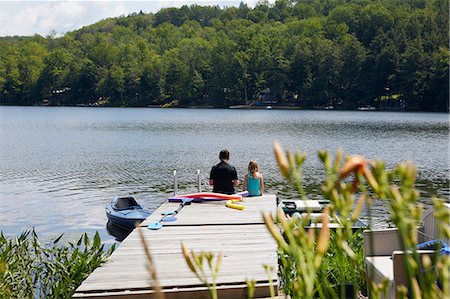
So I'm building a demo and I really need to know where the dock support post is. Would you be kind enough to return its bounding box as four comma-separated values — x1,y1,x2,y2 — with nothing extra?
173,170,177,196
197,169,201,192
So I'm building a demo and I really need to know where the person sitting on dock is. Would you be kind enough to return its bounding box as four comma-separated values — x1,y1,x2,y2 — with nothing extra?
242,160,264,196
209,149,239,195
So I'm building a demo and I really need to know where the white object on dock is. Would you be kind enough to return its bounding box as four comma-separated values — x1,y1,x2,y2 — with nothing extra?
173,170,177,196
292,200,322,211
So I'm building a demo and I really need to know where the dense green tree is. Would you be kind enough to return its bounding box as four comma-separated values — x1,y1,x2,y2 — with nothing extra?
0,0,447,111
36,49,76,103
141,52,165,105
293,2,319,19
334,34,367,106
0,46,22,104
427,47,449,111
70,59,97,104
162,48,190,105
269,0,293,21
177,36,212,104
18,41,47,100
395,37,428,110
207,35,245,106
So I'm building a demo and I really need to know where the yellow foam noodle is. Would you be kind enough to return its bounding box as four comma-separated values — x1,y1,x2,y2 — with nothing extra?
226,199,246,210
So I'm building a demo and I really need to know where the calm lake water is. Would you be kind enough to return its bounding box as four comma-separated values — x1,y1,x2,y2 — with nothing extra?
0,106,449,244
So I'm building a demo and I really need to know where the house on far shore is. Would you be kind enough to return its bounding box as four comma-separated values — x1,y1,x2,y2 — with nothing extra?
376,93,405,111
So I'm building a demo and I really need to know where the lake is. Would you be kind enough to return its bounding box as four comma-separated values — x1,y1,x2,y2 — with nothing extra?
0,106,448,244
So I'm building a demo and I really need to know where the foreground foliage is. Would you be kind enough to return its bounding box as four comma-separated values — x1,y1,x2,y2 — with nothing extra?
0,0,448,111
0,231,115,298
270,143,449,298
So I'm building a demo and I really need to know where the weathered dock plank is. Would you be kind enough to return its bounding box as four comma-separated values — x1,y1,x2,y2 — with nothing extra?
74,194,278,298
140,196,275,227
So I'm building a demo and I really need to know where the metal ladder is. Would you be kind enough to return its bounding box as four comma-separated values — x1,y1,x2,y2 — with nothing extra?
173,169,202,196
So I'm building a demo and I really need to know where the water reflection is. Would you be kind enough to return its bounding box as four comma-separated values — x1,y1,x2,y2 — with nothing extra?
106,221,132,242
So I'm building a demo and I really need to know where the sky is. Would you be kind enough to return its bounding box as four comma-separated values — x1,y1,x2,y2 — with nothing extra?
0,0,260,37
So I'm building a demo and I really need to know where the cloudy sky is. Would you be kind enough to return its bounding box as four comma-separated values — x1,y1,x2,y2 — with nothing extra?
0,0,260,37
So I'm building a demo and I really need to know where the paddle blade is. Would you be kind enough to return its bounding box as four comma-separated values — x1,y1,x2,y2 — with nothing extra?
162,215,177,222
161,210,175,216
148,222,163,230
182,198,194,204
236,191,249,197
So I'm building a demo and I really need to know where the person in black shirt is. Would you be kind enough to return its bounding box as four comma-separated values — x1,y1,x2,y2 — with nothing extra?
209,149,239,194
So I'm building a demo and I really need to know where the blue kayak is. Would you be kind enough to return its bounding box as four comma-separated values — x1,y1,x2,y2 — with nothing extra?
105,196,151,229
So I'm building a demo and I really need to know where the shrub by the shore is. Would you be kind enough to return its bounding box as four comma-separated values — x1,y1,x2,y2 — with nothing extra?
0,230,115,298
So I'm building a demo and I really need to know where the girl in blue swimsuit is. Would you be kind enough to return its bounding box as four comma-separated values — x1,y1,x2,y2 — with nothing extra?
242,161,264,196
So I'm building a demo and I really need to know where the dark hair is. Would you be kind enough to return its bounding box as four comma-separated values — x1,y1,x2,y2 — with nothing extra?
219,149,230,161
248,160,259,173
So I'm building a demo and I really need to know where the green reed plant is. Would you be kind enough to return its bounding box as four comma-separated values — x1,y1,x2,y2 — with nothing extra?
273,142,367,298
137,227,164,299
0,230,115,298
264,208,331,299
263,264,276,298
318,150,369,297
245,278,256,299
366,161,450,299
180,243,277,299
181,242,223,299
273,141,449,299
0,231,35,298
320,229,366,296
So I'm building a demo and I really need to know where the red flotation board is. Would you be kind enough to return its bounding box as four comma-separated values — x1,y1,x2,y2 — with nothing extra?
168,191,248,202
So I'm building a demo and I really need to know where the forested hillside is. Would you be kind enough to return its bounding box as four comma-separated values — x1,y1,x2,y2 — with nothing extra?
0,0,448,111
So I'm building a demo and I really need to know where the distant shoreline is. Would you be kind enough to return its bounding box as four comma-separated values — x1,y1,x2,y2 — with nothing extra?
1,104,444,113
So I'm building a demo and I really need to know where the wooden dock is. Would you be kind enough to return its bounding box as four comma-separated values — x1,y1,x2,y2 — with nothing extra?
73,194,279,298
